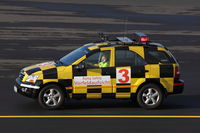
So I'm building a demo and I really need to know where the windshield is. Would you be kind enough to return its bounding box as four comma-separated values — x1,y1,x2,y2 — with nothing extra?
60,46,89,66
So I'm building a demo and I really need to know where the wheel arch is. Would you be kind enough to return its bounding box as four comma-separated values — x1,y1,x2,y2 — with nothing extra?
39,82,69,98
136,80,167,97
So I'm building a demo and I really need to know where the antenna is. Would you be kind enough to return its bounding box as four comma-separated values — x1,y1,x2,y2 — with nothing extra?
123,17,128,38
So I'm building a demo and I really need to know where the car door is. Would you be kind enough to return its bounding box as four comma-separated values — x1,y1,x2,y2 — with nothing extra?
72,47,115,99
114,46,147,98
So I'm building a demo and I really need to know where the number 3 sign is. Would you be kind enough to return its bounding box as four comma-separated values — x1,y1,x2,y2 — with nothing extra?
116,68,131,84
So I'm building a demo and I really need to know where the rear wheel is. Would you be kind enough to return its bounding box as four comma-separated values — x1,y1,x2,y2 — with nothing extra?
137,84,164,109
38,84,65,109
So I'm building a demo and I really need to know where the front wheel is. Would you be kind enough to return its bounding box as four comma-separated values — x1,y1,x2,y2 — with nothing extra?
137,84,164,109
38,84,65,109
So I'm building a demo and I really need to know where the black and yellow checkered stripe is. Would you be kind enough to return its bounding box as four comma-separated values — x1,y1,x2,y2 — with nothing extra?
31,64,175,99
23,44,177,99
69,64,175,99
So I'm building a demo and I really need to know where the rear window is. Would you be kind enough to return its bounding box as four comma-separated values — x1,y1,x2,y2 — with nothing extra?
147,51,174,64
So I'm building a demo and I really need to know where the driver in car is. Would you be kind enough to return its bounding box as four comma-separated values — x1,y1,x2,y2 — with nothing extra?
86,53,109,68
98,54,109,67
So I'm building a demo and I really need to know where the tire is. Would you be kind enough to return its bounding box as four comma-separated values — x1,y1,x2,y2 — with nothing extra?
38,84,65,109
137,84,164,109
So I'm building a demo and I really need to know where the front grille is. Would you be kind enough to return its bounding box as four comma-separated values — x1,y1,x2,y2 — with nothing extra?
19,70,25,80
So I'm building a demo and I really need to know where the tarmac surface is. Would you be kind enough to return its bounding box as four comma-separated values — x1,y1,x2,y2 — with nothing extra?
0,0,200,132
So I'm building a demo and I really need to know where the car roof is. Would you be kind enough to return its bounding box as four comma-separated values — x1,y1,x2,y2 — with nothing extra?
83,41,165,51
83,33,167,51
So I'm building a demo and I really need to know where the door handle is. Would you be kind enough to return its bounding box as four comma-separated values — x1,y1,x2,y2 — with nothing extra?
145,70,149,72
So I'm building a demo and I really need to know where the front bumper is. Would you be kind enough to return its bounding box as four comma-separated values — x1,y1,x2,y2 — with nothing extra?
171,79,184,94
14,78,40,98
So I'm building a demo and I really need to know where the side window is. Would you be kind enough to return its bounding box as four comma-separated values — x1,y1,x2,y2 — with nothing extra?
147,51,172,63
115,50,146,67
84,51,110,68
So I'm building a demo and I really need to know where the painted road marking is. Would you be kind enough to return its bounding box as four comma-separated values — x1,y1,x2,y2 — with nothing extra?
0,115,200,118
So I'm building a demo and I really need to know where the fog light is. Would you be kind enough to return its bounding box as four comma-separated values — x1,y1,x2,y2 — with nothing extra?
14,86,17,93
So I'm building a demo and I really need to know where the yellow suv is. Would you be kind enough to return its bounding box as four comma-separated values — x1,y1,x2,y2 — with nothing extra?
14,32,184,109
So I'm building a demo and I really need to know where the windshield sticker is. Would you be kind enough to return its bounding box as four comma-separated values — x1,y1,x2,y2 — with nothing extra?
74,76,111,86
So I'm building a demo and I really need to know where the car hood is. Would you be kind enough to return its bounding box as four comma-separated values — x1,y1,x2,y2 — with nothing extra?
22,61,57,75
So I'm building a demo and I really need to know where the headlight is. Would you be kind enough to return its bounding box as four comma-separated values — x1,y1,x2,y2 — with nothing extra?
26,75,39,83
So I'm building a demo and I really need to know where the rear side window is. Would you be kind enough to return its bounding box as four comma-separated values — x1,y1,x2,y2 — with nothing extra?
147,51,172,63
115,50,146,67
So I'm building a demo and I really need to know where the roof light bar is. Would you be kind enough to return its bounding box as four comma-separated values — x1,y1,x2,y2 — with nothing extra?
116,37,133,43
140,36,150,42
133,32,150,44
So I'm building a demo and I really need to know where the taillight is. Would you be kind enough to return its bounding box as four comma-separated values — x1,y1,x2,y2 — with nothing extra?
175,66,180,78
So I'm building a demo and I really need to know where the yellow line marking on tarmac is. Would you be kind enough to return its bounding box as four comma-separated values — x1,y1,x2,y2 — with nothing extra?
0,115,200,118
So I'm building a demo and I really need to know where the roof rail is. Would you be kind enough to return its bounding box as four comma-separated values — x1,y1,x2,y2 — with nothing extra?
96,32,150,46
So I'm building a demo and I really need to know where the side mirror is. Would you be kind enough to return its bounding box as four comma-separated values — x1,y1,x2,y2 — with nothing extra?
75,62,85,70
